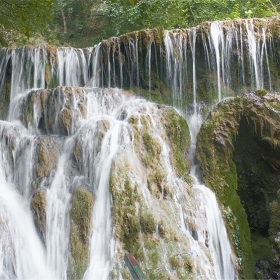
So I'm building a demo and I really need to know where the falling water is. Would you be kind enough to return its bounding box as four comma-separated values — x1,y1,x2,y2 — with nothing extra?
1,18,277,105
189,29,197,111
45,142,73,279
0,122,56,280
0,17,279,279
187,109,236,280
210,22,223,102
0,177,55,280
246,20,261,89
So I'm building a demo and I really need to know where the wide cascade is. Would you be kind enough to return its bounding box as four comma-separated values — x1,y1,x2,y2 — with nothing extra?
0,17,279,279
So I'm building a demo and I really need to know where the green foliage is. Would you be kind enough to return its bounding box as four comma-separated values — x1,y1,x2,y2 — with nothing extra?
95,0,280,43
52,0,100,46
0,0,53,45
185,0,279,26
1,0,279,47
96,0,188,40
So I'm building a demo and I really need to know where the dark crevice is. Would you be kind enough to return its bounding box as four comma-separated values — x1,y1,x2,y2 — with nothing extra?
232,116,280,277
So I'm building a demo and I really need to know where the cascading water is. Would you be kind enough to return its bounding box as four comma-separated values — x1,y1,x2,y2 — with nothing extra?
0,17,279,279
187,109,236,279
0,82,236,279
1,18,277,101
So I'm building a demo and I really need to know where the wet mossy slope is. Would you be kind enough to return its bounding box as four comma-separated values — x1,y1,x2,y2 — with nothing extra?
196,92,280,279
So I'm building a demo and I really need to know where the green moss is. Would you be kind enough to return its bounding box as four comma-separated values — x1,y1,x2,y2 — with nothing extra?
139,209,156,234
141,236,166,280
158,219,175,241
169,254,193,279
142,132,161,164
70,188,94,243
0,82,11,118
45,63,51,87
110,176,143,259
120,268,131,279
197,94,280,278
255,89,267,97
69,188,94,279
251,233,273,263
163,107,190,180
130,116,170,198
269,190,280,232
196,97,254,278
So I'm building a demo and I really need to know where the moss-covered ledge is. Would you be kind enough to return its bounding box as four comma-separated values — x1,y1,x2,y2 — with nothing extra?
196,92,280,279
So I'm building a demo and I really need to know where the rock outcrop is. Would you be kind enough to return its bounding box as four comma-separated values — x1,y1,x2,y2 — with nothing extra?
196,91,280,278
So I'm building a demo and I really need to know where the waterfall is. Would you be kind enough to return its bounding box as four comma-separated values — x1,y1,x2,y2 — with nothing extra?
45,141,73,279
210,22,223,101
0,122,56,280
1,18,277,103
189,29,197,111
0,17,279,279
187,110,236,279
0,175,55,280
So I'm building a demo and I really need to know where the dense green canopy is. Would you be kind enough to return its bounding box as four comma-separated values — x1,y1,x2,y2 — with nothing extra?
0,0,53,38
0,0,279,47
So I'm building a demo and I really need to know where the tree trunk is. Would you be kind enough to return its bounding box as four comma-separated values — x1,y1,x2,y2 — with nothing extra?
61,7,67,34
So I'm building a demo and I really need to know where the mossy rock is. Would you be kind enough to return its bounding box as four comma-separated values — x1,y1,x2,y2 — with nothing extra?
251,233,273,264
161,107,191,180
0,82,11,119
169,254,193,279
30,190,46,239
196,93,280,279
60,108,73,135
255,89,267,97
108,101,212,278
45,63,51,87
69,187,95,279
73,119,110,171
139,208,156,234
269,189,280,273
110,175,142,259
36,137,61,180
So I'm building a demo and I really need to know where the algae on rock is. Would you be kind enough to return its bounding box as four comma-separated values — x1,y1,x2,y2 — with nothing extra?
69,187,95,280
196,92,280,279
108,100,226,279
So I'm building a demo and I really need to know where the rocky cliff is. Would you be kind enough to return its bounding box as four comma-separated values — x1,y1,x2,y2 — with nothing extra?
196,91,280,278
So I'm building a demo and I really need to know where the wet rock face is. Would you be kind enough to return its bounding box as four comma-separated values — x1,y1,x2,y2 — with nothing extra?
69,188,95,280
30,190,47,240
196,92,280,279
16,87,87,135
35,136,63,180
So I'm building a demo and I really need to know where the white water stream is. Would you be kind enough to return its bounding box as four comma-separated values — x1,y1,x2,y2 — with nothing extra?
187,110,236,280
